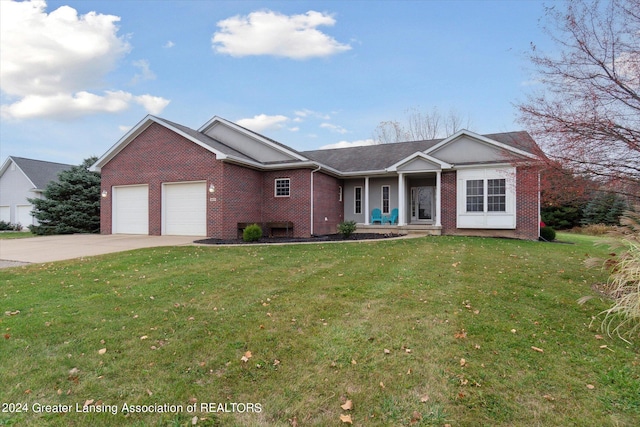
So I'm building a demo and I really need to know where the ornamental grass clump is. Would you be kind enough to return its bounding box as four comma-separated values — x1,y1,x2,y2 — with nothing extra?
586,208,640,341
243,223,263,242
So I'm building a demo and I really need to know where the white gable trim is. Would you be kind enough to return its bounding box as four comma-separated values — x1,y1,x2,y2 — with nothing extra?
91,115,229,172
0,157,37,189
386,152,453,172
198,116,308,162
426,129,537,159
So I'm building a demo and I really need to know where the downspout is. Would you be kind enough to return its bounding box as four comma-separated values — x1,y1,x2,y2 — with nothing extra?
310,164,322,236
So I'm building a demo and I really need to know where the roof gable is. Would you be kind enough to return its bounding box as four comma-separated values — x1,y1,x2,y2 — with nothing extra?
426,130,537,164
388,152,453,172
0,156,73,190
199,116,308,163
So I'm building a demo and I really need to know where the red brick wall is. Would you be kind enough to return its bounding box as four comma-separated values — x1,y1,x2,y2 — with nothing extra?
441,171,458,232
515,165,540,240
261,169,312,237
220,163,263,239
312,172,344,235
100,123,222,236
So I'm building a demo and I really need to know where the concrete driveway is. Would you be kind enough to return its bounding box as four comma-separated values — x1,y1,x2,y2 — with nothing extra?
0,234,198,265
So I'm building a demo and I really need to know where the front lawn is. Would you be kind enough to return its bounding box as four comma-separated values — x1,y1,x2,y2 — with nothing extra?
0,234,638,426
0,231,34,240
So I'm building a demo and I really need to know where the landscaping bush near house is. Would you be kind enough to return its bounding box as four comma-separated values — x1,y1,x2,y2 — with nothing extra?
337,220,357,238
0,221,22,231
540,226,556,241
579,223,615,236
242,223,263,242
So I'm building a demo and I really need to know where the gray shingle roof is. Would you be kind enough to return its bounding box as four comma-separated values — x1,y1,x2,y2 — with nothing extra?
10,157,74,189
302,131,537,173
154,117,259,163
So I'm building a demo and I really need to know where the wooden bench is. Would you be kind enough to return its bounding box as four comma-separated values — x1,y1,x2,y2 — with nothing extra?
237,221,294,238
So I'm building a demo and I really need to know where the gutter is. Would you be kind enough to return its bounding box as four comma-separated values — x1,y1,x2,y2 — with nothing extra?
310,164,322,236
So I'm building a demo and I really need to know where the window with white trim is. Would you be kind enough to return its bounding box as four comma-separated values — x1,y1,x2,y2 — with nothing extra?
354,186,362,214
339,186,343,202
382,185,390,214
487,179,506,212
466,180,484,212
275,178,290,197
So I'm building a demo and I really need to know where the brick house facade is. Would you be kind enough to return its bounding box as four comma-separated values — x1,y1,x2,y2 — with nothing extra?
92,115,541,240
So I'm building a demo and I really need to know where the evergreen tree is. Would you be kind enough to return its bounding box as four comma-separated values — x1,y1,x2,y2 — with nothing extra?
581,192,628,226
28,157,100,235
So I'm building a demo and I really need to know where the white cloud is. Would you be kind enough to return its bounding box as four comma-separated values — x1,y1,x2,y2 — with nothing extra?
0,0,169,119
294,108,331,120
320,122,348,134
212,10,351,59
237,114,290,132
131,59,156,84
163,40,175,48
134,95,170,115
320,139,377,150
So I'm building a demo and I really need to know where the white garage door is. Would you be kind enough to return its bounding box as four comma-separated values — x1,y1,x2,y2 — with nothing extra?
113,185,149,234
16,205,34,227
163,182,206,236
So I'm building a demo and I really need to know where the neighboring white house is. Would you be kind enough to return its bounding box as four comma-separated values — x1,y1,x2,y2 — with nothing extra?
0,156,73,228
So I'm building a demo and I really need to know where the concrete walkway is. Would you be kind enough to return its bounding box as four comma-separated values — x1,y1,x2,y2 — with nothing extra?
0,234,198,265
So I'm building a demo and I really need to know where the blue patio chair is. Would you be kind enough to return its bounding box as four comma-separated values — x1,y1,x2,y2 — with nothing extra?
387,208,398,224
371,208,383,224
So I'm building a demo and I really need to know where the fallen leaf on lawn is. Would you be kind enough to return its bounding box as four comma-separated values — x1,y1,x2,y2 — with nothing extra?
511,329,517,333
405,348,412,353
384,348,391,354
460,358,466,367
586,384,595,389
351,359,357,365
411,411,422,423
452,262,460,267
289,416,298,426
543,394,555,401
420,394,430,402
341,399,353,410
595,334,604,340
98,348,107,355
4,334,9,340
191,416,198,425
339,414,353,424
24,389,32,394
531,346,544,353
379,381,385,389
273,359,280,366
241,351,252,362
146,389,153,396
454,330,467,339
83,399,94,407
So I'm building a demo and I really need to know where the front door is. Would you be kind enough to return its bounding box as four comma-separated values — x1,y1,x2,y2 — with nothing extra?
410,186,434,222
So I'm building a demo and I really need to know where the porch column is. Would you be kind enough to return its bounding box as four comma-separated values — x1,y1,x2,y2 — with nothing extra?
398,173,406,226
364,176,370,225
435,170,442,227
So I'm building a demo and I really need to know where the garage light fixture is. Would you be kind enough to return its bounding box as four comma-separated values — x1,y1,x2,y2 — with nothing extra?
209,184,215,194
101,190,108,198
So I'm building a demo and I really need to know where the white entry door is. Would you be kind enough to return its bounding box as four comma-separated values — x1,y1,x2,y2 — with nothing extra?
410,187,434,222
112,185,149,234
163,182,206,236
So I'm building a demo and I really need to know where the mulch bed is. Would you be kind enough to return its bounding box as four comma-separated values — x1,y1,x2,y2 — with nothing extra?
194,233,405,245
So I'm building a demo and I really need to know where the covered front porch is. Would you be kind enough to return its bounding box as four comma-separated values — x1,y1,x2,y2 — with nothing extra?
356,222,442,236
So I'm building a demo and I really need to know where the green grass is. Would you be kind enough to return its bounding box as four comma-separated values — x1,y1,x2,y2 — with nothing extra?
1,234,638,426
0,231,34,240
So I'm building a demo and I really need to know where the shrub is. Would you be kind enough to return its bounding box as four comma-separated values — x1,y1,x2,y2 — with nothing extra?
579,223,614,236
243,223,263,242
0,221,22,231
540,226,556,241
337,220,357,238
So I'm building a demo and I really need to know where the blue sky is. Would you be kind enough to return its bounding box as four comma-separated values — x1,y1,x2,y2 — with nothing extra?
0,0,553,165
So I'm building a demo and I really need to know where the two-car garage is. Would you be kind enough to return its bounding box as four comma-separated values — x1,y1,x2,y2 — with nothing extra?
112,182,206,236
